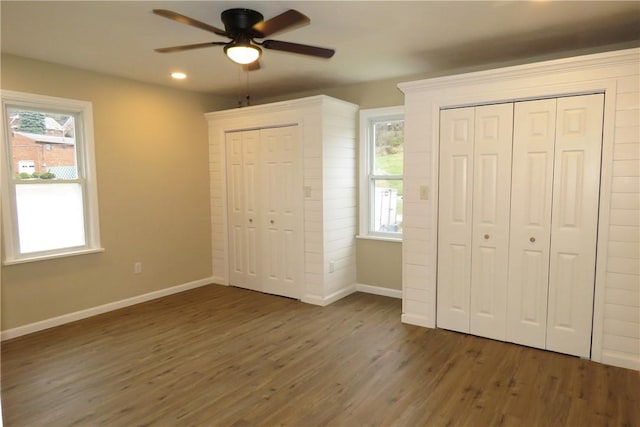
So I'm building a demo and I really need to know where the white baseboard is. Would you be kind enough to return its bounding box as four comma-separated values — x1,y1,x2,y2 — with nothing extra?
211,276,227,286
301,284,357,306
401,313,435,328
355,283,402,299
1,277,216,341
601,350,640,371
301,284,402,306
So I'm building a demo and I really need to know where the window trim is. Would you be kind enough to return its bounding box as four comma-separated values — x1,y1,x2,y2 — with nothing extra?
1,90,102,264
358,106,404,241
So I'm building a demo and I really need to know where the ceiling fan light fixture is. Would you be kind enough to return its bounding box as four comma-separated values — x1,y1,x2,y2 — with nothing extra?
224,43,261,64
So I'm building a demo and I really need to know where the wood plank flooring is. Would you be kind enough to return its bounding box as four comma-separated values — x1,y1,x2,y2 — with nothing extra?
2,285,639,426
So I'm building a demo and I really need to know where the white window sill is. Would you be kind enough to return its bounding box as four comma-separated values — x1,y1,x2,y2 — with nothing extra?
3,247,105,265
356,235,403,243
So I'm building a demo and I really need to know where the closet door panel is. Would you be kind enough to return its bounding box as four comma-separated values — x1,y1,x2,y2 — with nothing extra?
470,103,513,340
438,108,475,333
546,94,604,357
227,132,245,286
242,131,261,289
508,99,557,349
261,126,302,299
226,130,261,291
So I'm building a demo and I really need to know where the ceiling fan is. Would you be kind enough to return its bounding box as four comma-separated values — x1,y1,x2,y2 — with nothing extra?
152,8,335,66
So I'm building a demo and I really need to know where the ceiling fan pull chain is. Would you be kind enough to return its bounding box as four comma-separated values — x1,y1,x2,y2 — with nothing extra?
246,67,251,107
237,67,243,108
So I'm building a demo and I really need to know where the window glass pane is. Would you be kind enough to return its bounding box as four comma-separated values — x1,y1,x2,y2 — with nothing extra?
373,119,404,176
15,183,85,253
7,107,78,180
372,179,403,233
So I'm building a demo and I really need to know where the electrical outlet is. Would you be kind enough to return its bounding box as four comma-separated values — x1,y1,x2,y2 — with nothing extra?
134,262,142,274
329,261,335,273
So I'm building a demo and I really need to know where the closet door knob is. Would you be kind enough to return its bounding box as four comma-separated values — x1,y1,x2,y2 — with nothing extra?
530,237,536,243
484,234,490,240
249,218,253,223
270,220,275,225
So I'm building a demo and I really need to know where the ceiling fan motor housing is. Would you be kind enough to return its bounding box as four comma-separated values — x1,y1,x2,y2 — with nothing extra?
221,9,264,37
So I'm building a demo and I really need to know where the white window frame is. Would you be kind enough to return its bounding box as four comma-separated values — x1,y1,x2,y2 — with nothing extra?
1,90,103,264
358,106,404,241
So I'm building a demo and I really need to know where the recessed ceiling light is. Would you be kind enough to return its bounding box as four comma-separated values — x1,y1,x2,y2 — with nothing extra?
171,72,187,80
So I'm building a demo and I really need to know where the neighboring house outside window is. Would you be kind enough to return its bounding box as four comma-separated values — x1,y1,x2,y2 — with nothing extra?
1,91,102,263
359,106,404,240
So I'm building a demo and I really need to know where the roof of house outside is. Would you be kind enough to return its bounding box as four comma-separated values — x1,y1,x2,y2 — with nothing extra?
44,117,64,131
15,131,75,145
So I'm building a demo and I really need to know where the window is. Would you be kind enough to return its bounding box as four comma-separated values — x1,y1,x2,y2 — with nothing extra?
359,106,404,239
1,91,102,263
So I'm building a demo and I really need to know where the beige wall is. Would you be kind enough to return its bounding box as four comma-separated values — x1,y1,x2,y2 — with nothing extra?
356,239,402,290
1,54,234,330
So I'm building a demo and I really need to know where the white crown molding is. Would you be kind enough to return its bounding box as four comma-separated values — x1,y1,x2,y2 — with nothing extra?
398,48,640,94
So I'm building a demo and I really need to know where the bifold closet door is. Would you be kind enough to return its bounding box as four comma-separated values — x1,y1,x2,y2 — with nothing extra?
508,99,557,349
260,126,302,299
227,130,261,292
437,107,475,333
226,126,302,299
469,104,513,341
546,94,604,358
437,104,513,337
439,94,603,357
508,94,603,357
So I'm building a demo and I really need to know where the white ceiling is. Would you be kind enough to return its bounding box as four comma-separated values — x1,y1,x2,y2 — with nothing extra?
2,1,639,100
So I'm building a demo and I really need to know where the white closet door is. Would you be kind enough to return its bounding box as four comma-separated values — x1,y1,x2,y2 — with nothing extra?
546,94,604,357
469,104,513,341
260,126,302,299
226,130,261,291
508,99,557,349
437,107,475,333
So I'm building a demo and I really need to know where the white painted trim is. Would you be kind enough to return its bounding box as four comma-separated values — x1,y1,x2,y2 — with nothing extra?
358,106,404,238
1,277,216,341
2,247,104,265
590,81,619,364
205,95,356,123
302,285,357,306
356,283,402,299
601,351,640,371
355,235,402,243
398,49,639,94
210,275,227,286
401,313,432,328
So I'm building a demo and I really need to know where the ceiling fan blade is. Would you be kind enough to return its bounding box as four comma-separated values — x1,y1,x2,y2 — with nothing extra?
155,42,227,53
262,40,335,58
252,10,310,38
153,9,227,36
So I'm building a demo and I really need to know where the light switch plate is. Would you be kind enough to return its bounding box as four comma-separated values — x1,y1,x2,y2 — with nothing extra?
420,185,429,200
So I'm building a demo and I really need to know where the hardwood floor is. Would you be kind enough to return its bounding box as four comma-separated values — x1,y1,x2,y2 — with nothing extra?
2,285,639,426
